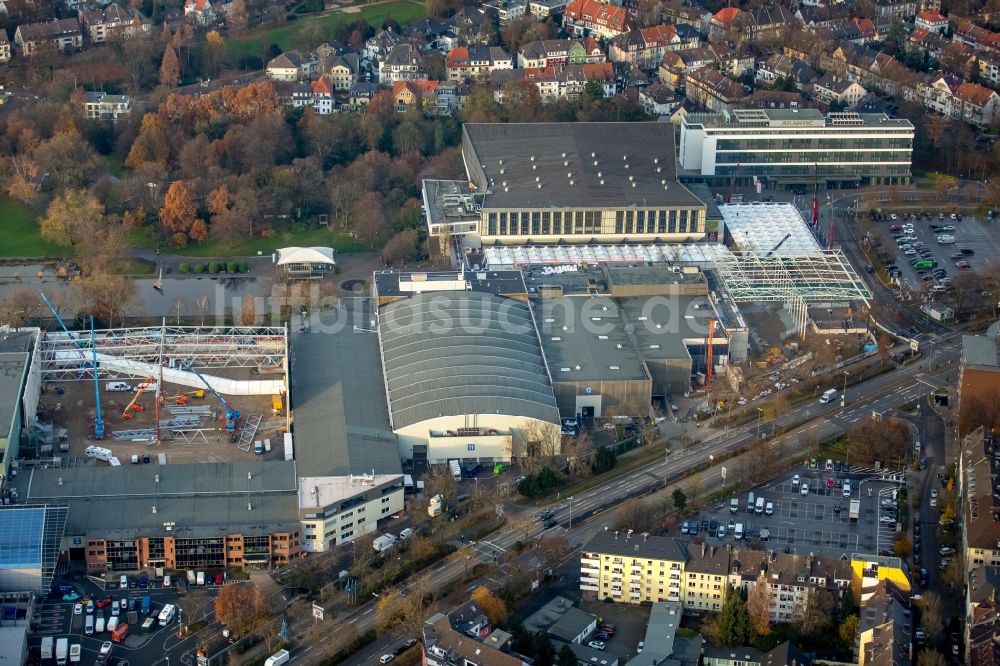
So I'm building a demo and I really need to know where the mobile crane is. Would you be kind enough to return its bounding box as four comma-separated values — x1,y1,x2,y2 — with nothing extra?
186,363,240,432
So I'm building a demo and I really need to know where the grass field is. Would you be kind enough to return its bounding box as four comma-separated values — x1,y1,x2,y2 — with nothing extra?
225,0,426,63
130,226,370,257
0,199,68,257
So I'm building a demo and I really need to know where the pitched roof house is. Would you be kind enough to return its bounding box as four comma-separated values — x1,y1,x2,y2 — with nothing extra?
563,0,636,39
14,18,82,56
79,4,150,43
608,24,681,70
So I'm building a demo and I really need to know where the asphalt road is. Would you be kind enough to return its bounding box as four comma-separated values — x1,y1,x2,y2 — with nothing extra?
294,345,961,665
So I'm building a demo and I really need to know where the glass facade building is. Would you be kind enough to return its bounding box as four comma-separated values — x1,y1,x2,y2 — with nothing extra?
0,505,68,594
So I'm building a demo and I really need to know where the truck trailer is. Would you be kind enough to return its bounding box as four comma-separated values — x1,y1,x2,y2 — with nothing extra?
41,637,54,661
55,638,68,665
448,459,461,481
849,499,860,521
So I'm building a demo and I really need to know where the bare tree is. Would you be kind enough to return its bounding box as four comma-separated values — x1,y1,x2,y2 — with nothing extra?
196,295,210,326
172,296,185,325
239,295,257,326
919,591,944,639
613,497,653,532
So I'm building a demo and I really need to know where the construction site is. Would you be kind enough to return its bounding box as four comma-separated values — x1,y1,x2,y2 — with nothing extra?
25,320,290,468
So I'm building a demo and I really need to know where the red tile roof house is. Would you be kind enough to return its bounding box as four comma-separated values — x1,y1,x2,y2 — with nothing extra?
709,7,741,41
563,0,637,39
914,10,948,33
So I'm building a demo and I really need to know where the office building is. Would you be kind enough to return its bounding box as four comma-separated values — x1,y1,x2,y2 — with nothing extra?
0,505,67,595
423,122,707,247
679,109,914,188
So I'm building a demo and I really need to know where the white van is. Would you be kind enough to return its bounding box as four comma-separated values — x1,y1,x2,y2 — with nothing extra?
734,523,744,540
107,617,119,633
186,570,196,584
264,438,272,453
96,616,106,633
765,501,774,516
729,498,739,513
120,575,128,590
254,440,263,455
85,615,94,635
163,575,171,588
755,497,765,515
819,389,838,404
105,382,131,392
196,571,205,586
747,492,755,512
842,481,852,498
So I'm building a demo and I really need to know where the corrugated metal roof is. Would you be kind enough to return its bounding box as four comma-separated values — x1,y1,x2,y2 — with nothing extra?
379,293,559,429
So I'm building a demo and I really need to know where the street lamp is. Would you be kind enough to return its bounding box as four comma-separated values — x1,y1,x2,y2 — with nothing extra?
756,407,764,439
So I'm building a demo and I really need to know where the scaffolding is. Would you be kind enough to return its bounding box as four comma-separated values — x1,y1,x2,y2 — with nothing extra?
36,325,287,383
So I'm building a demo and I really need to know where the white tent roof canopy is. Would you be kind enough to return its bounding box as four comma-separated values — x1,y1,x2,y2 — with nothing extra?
276,246,336,266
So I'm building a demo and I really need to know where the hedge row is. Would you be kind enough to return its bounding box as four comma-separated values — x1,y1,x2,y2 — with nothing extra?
177,261,248,274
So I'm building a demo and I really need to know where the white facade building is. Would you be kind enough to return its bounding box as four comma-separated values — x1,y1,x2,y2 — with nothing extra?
297,474,405,552
679,108,914,187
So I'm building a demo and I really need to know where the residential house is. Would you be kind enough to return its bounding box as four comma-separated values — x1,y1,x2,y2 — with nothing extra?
661,1,710,34
815,19,865,45
83,91,132,122
406,17,453,52
183,0,214,26
955,20,1000,54
953,81,1000,126
379,43,424,84
638,83,685,117
523,597,597,645
795,4,852,28
914,10,948,33
563,0,636,39
393,80,439,112
960,428,1000,573
422,609,527,666
749,89,808,109
291,76,334,114
906,27,948,61
316,45,360,91
856,578,912,666
434,82,471,114
528,0,570,20
918,72,960,116
940,40,978,78
446,46,512,82
364,28,405,62
708,7,742,41
738,5,798,43
348,81,380,112
14,19,82,55
266,50,316,82
755,54,819,90
682,65,747,110
490,62,614,102
78,5,150,43
965,561,1000,666
979,53,1000,87
704,642,812,666
855,18,879,41
482,0,526,25
683,542,731,613
517,39,603,68
0,32,9,63
658,45,719,90
874,0,919,21
813,73,868,108
608,25,681,70
674,23,701,48
447,6,494,47
712,44,756,78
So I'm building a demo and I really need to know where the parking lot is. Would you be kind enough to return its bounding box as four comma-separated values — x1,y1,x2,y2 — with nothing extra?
687,462,904,559
872,211,1000,293
30,574,220,666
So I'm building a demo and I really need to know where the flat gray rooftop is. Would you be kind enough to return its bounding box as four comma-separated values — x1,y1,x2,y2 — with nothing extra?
374,269,528,299
620,295,715,360
533,296,648,382
0,331,34,440
963,334,999,368
290,301,401,476
14,462,299,540
605,265,706,288
463,123,705,210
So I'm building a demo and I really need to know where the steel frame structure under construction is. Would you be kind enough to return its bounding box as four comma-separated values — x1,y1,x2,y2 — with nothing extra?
713,249,872,303
36,325,288,382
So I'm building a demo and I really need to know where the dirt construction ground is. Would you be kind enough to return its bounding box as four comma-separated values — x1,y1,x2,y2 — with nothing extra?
38,377,288,465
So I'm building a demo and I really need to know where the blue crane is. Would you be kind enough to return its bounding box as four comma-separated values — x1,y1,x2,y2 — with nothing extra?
90,316,104,440
185,363,240,432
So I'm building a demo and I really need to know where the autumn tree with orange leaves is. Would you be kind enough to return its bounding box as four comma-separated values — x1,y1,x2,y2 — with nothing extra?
159,181,197,243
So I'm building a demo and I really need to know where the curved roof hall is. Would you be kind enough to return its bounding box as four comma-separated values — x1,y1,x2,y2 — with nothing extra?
378,293,559,430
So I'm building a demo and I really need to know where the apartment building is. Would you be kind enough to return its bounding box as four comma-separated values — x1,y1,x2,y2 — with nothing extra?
957,334,1000,438
608,25,683,70
580,530,688,602
960,428,1000,572
0,33,9,63
14,19,83,56
683,542,730,612
379,43,425,84
83,92,132,123
679,108,914,187
78,5,150,43
446,46,513,82
563,0,636,39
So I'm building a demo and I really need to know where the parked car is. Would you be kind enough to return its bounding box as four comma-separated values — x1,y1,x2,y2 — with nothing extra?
380,654,395,664
74,603,83,615
680,522,689,534
792,474,800,486
961,248,974,256
587,641,606,651
800,483,809,495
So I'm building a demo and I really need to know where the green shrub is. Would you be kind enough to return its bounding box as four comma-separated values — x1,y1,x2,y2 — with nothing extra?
237,261,248,273
193,264,205,274
226,261,237,273
178,263,191,273
208,262,220,274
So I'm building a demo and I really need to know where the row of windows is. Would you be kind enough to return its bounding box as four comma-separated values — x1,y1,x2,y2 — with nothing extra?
717,151,912,165
485,209,703,236
717,138,913,151
715,164,911,177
